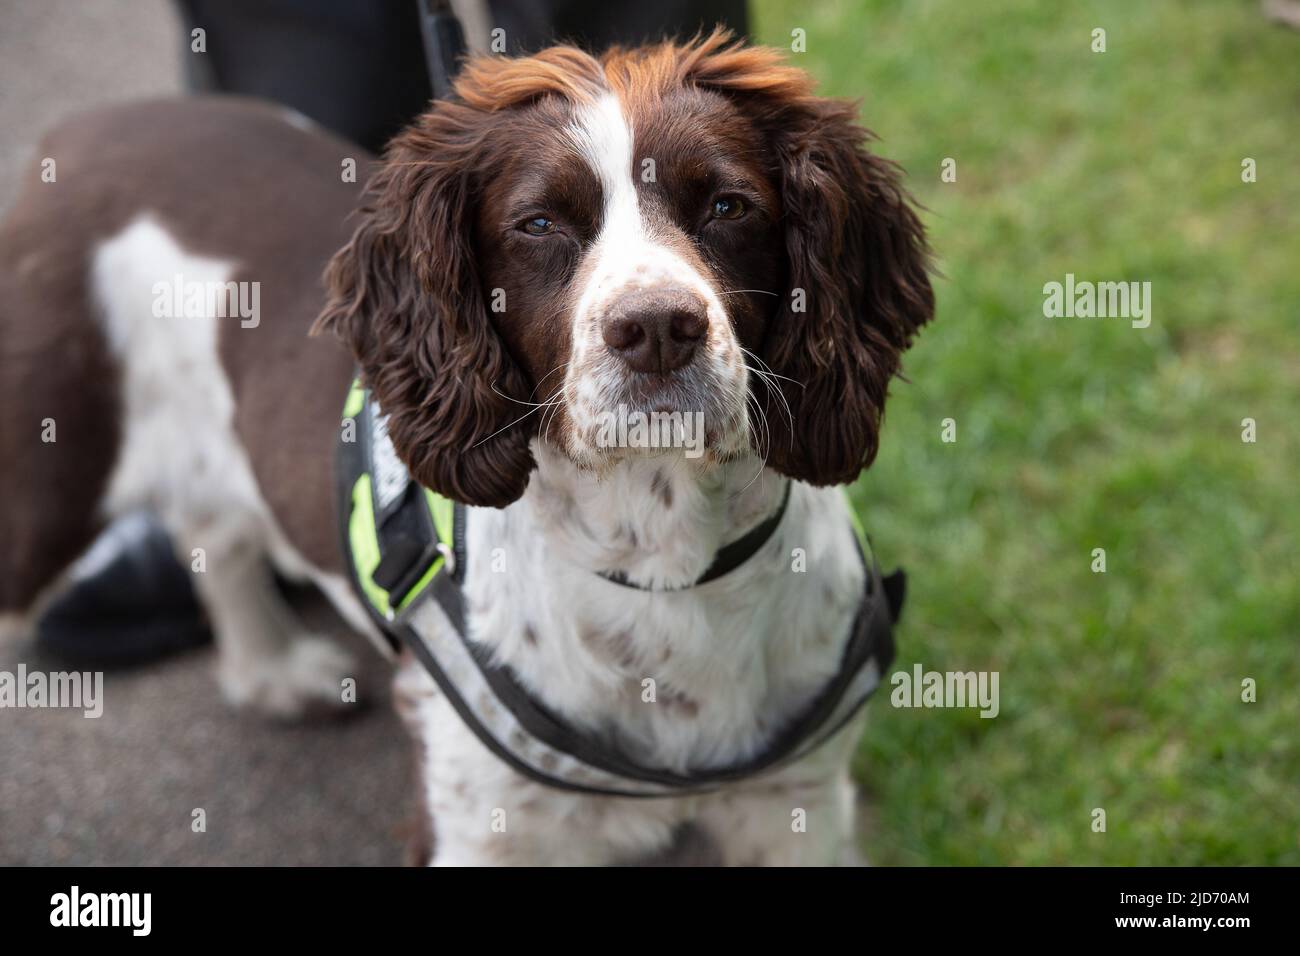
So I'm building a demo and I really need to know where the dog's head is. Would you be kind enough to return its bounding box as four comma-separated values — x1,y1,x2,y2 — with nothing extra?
316,30,933,507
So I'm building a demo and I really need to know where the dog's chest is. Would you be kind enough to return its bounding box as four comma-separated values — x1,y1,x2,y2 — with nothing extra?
457,482,866,771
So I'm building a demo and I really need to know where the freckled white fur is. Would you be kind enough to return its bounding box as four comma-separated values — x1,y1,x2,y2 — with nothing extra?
403,443,870,864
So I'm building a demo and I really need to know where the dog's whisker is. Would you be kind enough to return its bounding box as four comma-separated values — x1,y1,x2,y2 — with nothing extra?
741,348,797,446
745,389,773,473
472,381,565,448
537,382,568,442
745,366,793,439
528,361,570,401
491,379,564,408
741,346,805,389
470,407,544,448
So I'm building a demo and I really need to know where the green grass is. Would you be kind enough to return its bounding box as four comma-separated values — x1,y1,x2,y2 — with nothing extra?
752,0,1300,864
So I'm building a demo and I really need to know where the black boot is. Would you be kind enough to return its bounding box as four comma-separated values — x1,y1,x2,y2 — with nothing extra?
36,511,210,668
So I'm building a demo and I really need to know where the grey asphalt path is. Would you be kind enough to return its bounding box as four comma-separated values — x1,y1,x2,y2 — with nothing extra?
0,0,416,865
0,607,415,866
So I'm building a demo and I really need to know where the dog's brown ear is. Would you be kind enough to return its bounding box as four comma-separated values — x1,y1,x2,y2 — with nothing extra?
686,33,934,484
760,99,934,484
313,103,536,507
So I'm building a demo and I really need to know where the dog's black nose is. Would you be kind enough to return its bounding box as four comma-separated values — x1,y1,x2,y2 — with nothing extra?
602,288,708,374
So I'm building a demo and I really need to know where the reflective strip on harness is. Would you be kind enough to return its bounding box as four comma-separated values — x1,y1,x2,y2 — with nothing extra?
845,492,873,561
342,380,366,420
425,489,454,554
341,381,450,622
347,473,393,617
387,489,452,614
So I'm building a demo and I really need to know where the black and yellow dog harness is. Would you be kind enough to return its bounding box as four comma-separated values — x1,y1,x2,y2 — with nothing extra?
336,380,904,797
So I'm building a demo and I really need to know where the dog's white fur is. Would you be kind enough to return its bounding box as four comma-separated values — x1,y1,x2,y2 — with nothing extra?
406,448,868,865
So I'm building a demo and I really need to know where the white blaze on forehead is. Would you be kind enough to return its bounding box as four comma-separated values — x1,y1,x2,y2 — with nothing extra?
567,93,643,245
565,95,724,344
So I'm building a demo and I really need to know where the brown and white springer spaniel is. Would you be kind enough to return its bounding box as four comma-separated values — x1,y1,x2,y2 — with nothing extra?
0,31,932,865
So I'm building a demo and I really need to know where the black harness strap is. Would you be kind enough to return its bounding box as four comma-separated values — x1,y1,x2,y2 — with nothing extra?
396,547,897,797
598,481,793,590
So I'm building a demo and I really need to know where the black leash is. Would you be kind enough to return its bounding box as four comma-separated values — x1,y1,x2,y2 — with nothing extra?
417,0,467,100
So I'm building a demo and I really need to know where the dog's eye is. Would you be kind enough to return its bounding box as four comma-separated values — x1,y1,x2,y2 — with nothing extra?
710,196,747,221
520,216,556,236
